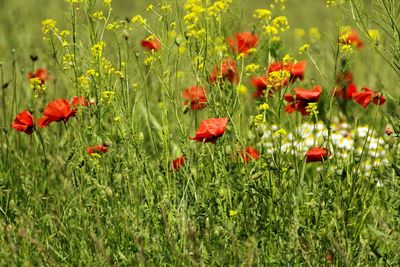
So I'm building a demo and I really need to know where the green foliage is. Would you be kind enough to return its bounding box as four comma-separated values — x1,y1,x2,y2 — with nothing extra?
0,0,399,265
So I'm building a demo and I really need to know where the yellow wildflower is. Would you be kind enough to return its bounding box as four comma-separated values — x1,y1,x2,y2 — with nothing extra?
272,16,289,32
42,19,58,35
101,90,116,104
308,27,321,43
305,102,319,116
30,78,46,97
274,128,287,137
258,103,270,111
91,41,106,58
229,210,238,217
131,15,146,25
237,85,248,95
253,9,272,20
294,28,305,39
264,26,278,35
298,44,310,54
245,64,260,73
368,29,380,44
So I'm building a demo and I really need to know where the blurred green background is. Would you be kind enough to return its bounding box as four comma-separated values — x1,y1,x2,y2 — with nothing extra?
0,0,397,95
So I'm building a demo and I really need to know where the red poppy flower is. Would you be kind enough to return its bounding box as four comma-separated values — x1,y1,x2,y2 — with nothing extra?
284,86,323,115
334,83,357,101
183,86,207,110
305,147,329,163
86,144,108,155
239,146,260,162
325,253,334,263
339,30,363,48
11,110,35,135
268,61,306,82
227,31,258,55
38,98,77,128
28,68,49,84
141,36,161,51
190,118,229,144
352,87,385,109
210,58,239,84
171,155,186,171
250,76,268,97
70,96,88,107
333,71,357,100
336,71,353,84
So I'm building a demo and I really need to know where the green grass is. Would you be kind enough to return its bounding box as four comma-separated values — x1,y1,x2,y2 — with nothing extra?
0,0,400,265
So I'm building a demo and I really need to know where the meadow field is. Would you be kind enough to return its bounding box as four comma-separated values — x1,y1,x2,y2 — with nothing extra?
0,0,400,265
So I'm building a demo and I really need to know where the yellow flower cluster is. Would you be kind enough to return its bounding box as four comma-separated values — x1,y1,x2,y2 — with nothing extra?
305,102,319,117
340,44,353,54
101,58,124,78
86,68,99,77
267,70,290,89
184,0,204,39
91,11,105,20
237,85,248,95
264,26,278,36
272,16,289,32
294,28,305,39
308,28,321,43
214,44,228,57
274,128,287,137
253,114,265,126
184,0,231,39
42,19,58,35
282,54,293,64
368,29,380,44
271,0,286,11
160,4,172,13
65,0,86,4
131,15,146,25
326,0,344,7
62,53,74,70
254,9,272,21
91,41,106,58
144,54,155,66
207,0,232,17
254,2,288,43
258,103,270,111
192,55,204,70
78,75,90,90
103,0,112,8
101,90,116,104
30,78,46,97
245,64,260,74
298,43,310,54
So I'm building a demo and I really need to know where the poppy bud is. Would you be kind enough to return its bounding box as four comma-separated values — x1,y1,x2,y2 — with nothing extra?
123,30,129,41
30,54,39,62
175,36,182,46
2,82,9,89
335,169,343,176
184,31,190,40
385,126,393,136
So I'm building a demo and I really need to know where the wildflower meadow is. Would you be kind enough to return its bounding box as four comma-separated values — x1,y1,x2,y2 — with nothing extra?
1,0,400,265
